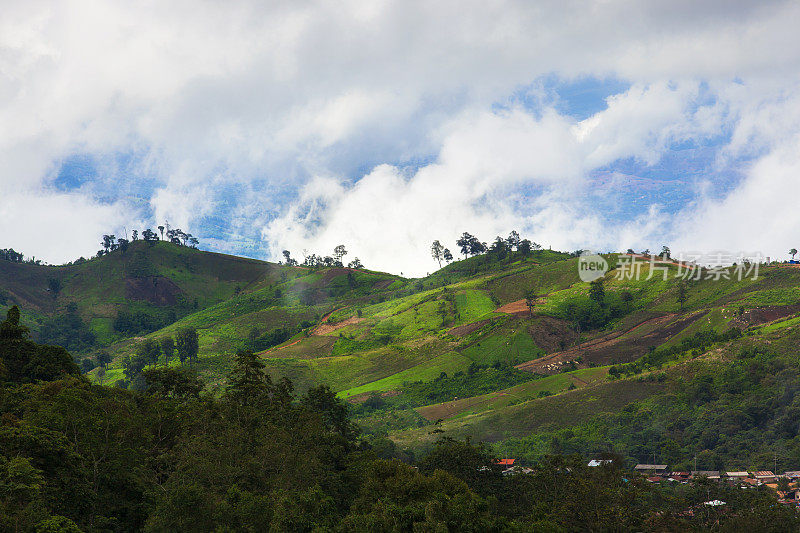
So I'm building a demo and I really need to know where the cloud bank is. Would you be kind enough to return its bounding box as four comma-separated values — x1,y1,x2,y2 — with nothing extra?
1,0,800,273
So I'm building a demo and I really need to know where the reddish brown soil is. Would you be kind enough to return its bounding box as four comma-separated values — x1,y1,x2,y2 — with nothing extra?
314,316,364,336
734,303,800,326
124,276,183,306
526,316,579,354
496,298,544,315
515,312,703,373
447,319,491,337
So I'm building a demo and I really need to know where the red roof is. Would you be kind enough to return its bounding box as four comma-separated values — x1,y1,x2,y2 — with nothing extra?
495,458,515,466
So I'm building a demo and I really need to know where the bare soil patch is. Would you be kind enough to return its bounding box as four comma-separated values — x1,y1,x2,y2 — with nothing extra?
735,303,800,327
515,312,703,373
124,276,183,306
314,316,364,336
496,298,544,315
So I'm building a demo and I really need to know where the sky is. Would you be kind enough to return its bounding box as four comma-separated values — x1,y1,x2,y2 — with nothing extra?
2,0,800,275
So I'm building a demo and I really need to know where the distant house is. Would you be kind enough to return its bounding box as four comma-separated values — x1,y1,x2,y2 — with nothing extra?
753,471,777,483
669,471,691,482
495,458,515,467
783,471,800,480
503,465,534,476
691,470,721,480
724,471,749,479
588,459,612,467
634,464,667,474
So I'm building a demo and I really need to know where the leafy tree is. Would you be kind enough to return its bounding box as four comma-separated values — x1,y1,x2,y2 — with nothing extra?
620,290,634,310
47,278,62,299
506,230,521,250
96,350,111,369
661,245,671,259
117,238,130,252
158,225,165,239
142,228,158,244
176,327,199,363
225,350,269,404
443,248,453,263
131,229,138,241
490,236,508,260
456,232,475,259
3,307,30,339
791,248,798,261
430,240,445,267
142,367,203,400
122,353,147,381
589,278,605,307
677,280,689,311
524,289,537,316
518,239,532,258
347,257,363,269
137,339,161,367
159,336,175,365
333,245,348,266
101,235,116,253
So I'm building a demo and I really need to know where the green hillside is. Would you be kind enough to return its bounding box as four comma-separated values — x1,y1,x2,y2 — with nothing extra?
6,244,800,472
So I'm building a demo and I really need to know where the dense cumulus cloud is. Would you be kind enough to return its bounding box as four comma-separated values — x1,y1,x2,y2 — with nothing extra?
1,0,800,273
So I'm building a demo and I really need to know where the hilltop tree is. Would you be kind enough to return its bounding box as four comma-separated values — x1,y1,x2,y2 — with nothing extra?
158,225,165,240
333,245,348,266
443,248,453,263
490,236,508,261
188,236,199,248
506,230,521,251
117,238,130,253
518,239,532,259
176,327,199,363
431,240,445,267
348,258,363,269
661,246,671,260
456,232,475,259
159,336,175,366
131,229,138,241
791,248,798,261
142,228,158,244
101,235,116,253
282,250,294,265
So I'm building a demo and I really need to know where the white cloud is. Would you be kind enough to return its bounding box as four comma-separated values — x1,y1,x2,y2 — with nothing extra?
2,1,800,267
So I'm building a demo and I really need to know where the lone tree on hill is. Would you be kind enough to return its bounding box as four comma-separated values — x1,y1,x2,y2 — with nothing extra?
589,279,605,307
443,248,453,263
47,278,62,299
791,248,798,261
158,225,165,239
676,280,689,311
524,289,537,316
431,240,445,267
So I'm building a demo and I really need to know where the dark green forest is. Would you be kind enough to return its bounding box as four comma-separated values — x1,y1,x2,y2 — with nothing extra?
2,306,799,532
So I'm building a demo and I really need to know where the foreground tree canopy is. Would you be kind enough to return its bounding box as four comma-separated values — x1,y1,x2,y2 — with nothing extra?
1,306,798,532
